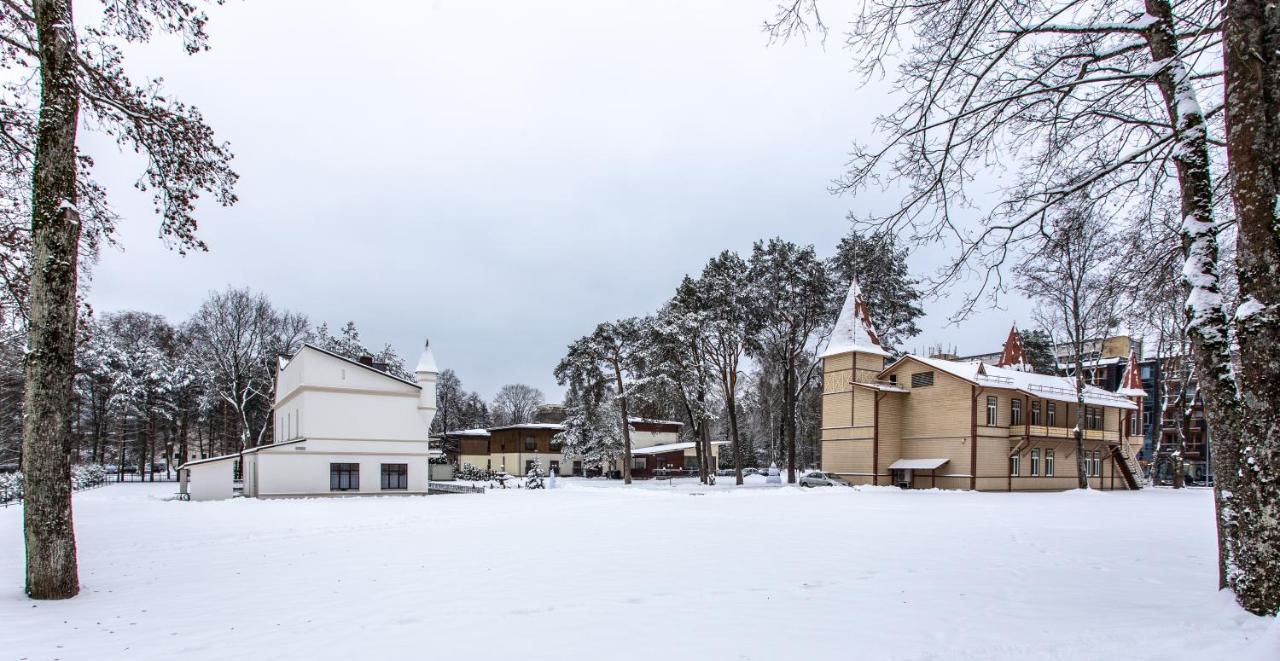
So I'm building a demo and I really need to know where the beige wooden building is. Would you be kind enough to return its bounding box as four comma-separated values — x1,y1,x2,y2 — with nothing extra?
820,281,1143,491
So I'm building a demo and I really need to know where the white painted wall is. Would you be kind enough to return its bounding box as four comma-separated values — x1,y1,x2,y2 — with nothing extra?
255,442,429,496
186,458,237,501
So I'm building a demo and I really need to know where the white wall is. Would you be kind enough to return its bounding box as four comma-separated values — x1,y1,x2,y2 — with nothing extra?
630,430,681,450
186,458,237,501
274,348,427,444
255,441,430,496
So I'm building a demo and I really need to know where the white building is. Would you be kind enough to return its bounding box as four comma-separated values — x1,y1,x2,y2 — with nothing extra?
180,342,439,501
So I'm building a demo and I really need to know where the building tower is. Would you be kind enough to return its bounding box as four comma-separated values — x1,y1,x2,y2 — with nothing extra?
995,324,1033,372
819,278,896,485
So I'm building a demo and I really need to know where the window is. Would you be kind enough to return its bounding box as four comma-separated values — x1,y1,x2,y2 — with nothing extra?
888,374,898,385
986,396,998,425
1086,407,1101,430
549,460,560,476
1144,409,1153,427
1130,413,1140,435
1011,399,1022,426
632,457,647,471
1010,453,1020,477
1031,401,1042,425
523,436,536,451
911,371,935,388
525,460,537,474
1048,402,1057,427
330,463,359,491
1045,449,1055,477
380,463,407,490
1030,449,1041,476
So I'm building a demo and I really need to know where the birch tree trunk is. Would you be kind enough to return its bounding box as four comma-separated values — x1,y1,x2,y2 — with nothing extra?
21,0,81,600
1221,0,1280,616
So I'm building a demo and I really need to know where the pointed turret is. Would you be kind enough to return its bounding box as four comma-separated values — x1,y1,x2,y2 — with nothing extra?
995,324,1032,372
1115,350,1146,397
414,339,439,429
820,277,890,358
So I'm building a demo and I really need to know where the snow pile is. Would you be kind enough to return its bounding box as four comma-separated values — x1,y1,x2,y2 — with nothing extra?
0,483,1272,660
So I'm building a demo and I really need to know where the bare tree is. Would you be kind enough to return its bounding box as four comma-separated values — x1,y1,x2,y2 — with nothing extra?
491,383,545,426
1017,200,1125,488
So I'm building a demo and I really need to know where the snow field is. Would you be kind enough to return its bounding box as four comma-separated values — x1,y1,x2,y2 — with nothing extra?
1,481,1275,660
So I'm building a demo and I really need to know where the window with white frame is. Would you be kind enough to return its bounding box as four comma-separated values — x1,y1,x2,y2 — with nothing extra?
1031,401,1042,425
986,396,998,425
1010,453,1020,477
1030,449,1041,476
1011,399,1022,426
1048,403,1057,426
1045,449,1055,477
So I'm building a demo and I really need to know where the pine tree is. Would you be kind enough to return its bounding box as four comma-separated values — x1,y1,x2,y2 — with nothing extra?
1020,330,1058,375
524,458,545,489
746,239,834,483
829,229,924,352
553,319,644,483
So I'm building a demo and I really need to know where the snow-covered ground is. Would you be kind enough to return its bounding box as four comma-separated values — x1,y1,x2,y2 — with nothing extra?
2,481,1275,660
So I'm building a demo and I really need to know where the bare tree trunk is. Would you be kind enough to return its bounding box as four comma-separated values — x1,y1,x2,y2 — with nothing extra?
21,0,82,600
1221,0,1280,615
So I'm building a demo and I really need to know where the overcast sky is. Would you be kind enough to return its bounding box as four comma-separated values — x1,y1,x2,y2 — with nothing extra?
81,0,1033,400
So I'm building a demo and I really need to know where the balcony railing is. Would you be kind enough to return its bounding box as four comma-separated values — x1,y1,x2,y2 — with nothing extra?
1012,424,1119,442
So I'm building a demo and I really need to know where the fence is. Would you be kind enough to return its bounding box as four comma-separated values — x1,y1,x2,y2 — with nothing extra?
428,482,485,495
1,464,112,508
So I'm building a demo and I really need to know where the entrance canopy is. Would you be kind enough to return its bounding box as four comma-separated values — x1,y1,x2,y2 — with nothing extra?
888,458,949,471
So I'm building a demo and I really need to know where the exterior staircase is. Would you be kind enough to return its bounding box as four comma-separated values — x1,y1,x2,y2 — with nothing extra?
1111,442,1142,490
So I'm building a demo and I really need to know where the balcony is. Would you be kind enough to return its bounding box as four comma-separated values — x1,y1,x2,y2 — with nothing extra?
1012,424,1119,443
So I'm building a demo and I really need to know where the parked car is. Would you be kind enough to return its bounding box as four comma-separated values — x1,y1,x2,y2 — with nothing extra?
742,467,764,477
799,471,851,487
715,469,736,477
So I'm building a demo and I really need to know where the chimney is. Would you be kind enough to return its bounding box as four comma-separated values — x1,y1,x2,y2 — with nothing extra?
414,339,439,430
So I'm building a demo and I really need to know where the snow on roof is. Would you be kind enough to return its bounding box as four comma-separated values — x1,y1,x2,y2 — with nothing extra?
436,428,491,437
1115,351,1147,397
631,440,728,456
820,277,891,358
995,325,1033,372
887,355,1139,410
888,458,950,470
178,439,308,469
415,340,438,374
628,417,684,427
487,423,566,432
297,344,422,389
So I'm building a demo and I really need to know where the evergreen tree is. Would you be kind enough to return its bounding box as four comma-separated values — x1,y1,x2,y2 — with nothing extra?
746,239,834,483
554,319,644,483
525,458,545,489
829,229,924,352
1020,329,1058,375
698,251,750,485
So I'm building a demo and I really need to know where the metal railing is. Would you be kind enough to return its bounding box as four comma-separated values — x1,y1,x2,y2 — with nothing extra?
428,482,485,495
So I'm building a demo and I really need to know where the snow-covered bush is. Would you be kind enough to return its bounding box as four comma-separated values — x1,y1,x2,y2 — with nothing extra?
457,463,493,482
0,464,107,505
525,459,545,489
0,470,22,505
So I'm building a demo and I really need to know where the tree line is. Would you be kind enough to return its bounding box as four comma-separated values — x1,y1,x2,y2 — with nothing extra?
553,231,925,486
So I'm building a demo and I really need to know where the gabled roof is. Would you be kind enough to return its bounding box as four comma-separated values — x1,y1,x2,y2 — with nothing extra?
995,325,1032,372
289,343,421,390
1116,351,1146,397
820,277,891,358
882,354,1138,410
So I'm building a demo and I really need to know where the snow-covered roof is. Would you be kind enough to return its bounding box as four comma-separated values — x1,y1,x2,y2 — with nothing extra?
888,458,950,470
296,344,422,389
487,423,566,432
178,439,308,469
435,428,491,438
820,277,891,358
885,355,1139,410
415,340,438,374
628,417,684,427
1115,351,1147,397
631,441,728,456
